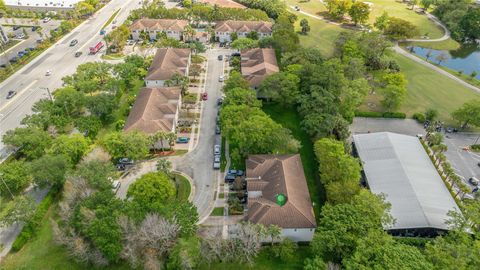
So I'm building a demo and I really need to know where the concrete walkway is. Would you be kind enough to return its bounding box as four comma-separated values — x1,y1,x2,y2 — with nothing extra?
405,12,450,42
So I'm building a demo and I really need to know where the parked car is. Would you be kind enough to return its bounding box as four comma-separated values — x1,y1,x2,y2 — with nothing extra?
31,26,38,31
45,70,52,76
9,57,17,63
227,170,244,177
217,97,223,106
12,25,20,31
176,137,190,143
17,51,26,57
118,158,134,165
213,155,221,170
112,180,121,192
6,91,16,99
469,177,479,186
294,6,300,11
36,39,44,43
201,92,208,100
75,51,83,57
100,29,106,35
42,17,51,23
214,144,221,155
70,39,78,46
16,33,26,39
126,39,135,45
225,174,236,183
218,55,223,61
218,75,225,82
231,52,240,57
215,125,221,134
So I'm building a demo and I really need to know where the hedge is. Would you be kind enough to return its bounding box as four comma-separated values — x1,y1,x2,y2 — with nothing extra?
412,112,426,123
11,190,55,252
394,236,432,249
471,144,480,151
355,111,406,119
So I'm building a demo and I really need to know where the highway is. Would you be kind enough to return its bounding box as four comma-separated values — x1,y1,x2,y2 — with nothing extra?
0,0,142,159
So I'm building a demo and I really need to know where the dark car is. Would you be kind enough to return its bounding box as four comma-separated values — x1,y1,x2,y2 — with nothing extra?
215,125,221,134
118,158,134,165
17,51,26,57
217,98,223,106
6,91,17,99
12,25,20,31
218,55,223,61
236,170,244,176
231,52,240,57
225,174,236,183
70,39,78,46
227,169,237,175
9,57,17,63
201,92,208,101
75,51,83,57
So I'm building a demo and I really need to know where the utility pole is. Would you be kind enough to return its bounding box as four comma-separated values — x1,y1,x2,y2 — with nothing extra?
40,87,53,101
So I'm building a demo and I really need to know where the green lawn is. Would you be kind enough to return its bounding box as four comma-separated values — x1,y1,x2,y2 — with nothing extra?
174,173,191,202
210,207,224,216
198,246,311,270
263,104,325,219
360,52,480,121
0,207,131,270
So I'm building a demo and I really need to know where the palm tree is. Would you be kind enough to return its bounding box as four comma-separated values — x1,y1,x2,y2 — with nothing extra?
150,131,167,153
267,224,282,246
166,132,176,150
156,158,172,174
183,25,196,42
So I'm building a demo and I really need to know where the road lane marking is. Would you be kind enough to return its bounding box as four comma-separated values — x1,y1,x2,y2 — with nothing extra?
0,80,38,112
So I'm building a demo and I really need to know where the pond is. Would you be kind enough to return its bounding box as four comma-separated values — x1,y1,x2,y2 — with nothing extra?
408,44,480,80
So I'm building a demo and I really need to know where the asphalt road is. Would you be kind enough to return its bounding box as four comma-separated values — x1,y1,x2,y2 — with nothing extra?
0,0,142,159
174,48,232,222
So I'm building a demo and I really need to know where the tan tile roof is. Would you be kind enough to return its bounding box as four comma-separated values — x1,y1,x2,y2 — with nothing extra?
240,48,279,87
130,19,189,32
215,20,273,33
124,87,181,134
146,48,191,81
245,154,316,229
198,0,246,9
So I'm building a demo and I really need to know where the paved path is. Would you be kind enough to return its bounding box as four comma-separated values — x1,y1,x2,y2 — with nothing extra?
405,12,450,42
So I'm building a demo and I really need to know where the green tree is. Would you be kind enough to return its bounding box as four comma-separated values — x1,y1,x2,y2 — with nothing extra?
374,11,389,31
74,160,115,191
311,190,393,263
325,0,352,19
30,154,70,188
160,201,199,237
246,31,259,40
258,72,300,107
0,160,31,196
48,134,90,164
127,172,176,208
420,0,433,9
74,116,102,139
223,87,262,107
102,131,150,161
460,8,480,41
2,127,52,160
53,87,85,117
384,17,419,40
0,195,35,227
272,14,299,53
230,38,259,50
348,1,370,25
223,70,250,92
451,100,480,129
344,230,433,270
167,237,201,270
156,158,172,173
272,239,297,262
425,108,438,121
470,71,478,80
304,256,327,270
300,18,310,34
381,85,407,112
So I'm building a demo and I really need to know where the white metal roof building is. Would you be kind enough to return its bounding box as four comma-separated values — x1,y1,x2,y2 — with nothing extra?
5,0,81,10
353,132,461,236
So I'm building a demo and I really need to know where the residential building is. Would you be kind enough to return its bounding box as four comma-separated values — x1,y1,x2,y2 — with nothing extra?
196,0,246,9
0,25,9,44
353,132,462,237
240,48,279,89
215,20,273,43
245,154,316,242
130,19,189,41
4,0,82,11
145,48,191,87
124,87,181,148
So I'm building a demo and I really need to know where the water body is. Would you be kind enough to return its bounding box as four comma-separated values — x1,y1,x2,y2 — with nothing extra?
409,44,480,80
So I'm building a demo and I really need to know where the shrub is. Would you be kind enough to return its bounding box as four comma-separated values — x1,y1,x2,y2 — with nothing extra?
11,191,55,251
412,112,426,123
471,144,480,151
354,111,406,119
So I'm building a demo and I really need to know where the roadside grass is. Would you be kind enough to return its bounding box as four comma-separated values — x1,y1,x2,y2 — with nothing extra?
0,206,131,270
174,173,191,202
198,245,311,270
263,104,325,219
359,52,480,122
101,53,125,60
102,8,121,30
218,193,224,199
220,136,227,172
211,207,224,216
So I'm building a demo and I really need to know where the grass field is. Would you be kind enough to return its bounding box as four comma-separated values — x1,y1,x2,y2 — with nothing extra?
263,104,325,219
174,173,191,202
198,246,311,270
359,52,480,121
211,207,224,216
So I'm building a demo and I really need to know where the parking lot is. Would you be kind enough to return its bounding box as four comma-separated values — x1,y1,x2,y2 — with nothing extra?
0,18,61,67
351,117,480,193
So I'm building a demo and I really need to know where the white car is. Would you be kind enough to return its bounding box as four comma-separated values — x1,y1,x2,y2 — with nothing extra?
43,17,51,23
16,33,26,39
112,180,121,193
218,75,225,82
45,70,52,76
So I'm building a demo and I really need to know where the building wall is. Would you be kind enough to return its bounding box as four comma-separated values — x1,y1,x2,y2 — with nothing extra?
145,80,166,88
216,31,272,43
281,228,315,242
131,30,183,41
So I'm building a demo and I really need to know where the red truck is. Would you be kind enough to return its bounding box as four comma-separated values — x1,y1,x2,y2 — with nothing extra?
89,41,104,54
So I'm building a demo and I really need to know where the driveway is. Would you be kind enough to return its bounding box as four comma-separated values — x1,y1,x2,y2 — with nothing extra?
172,48,232,223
